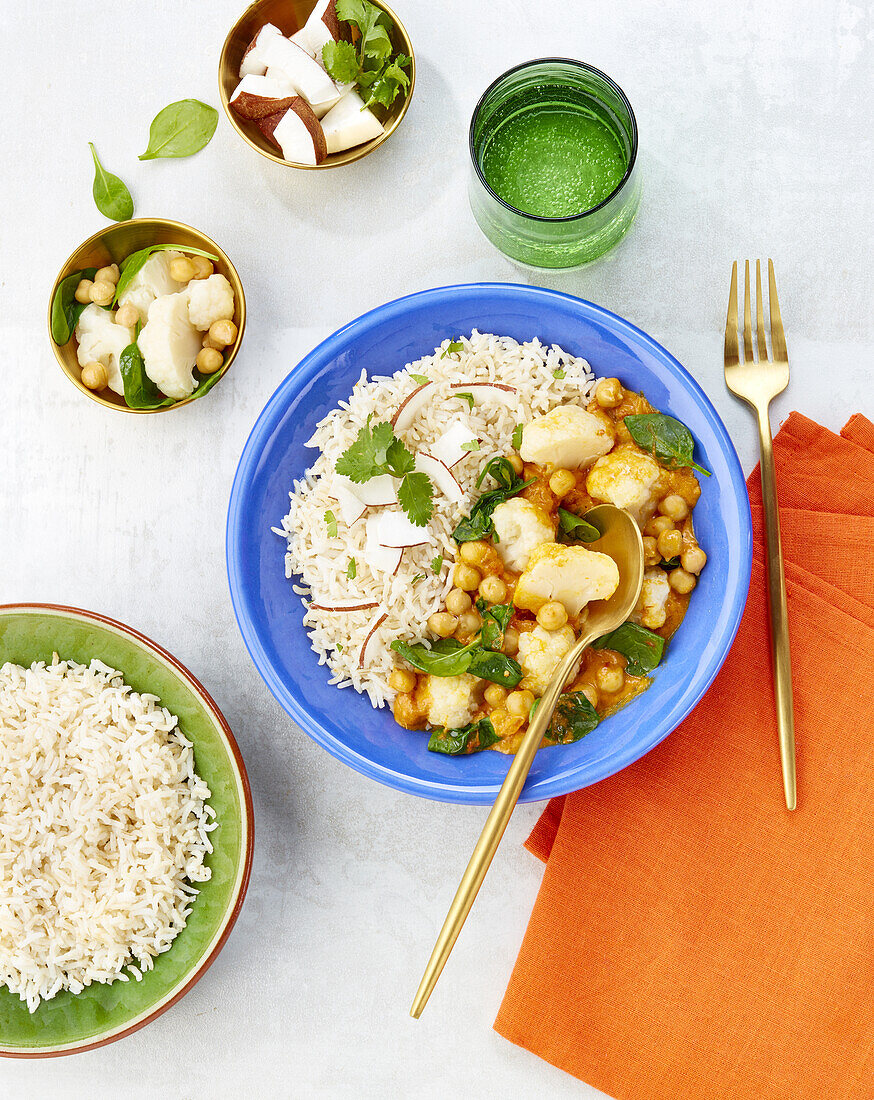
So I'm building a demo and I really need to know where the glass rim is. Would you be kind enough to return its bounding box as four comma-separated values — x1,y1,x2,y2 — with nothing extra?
468,57,639,224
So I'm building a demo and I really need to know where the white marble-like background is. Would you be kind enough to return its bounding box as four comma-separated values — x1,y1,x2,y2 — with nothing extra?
1,0,871,1096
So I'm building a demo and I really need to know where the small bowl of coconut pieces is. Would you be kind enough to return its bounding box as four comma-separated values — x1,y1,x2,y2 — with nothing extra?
219,0,415,168
48,218,246,413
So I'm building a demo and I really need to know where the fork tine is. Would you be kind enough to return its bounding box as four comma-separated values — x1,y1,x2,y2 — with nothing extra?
768,259,788,361
742,260,754,361
755,260,768,360
724,261,739,366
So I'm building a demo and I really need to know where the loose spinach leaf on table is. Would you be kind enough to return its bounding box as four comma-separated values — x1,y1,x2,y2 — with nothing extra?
114,244,218,304
557,508,601,542
454,457,534,543
139,99,218,160
624,413,711,477
546,692,600,744
593,621,665,677
50,267,97,344
428,717,500,756
88,144,134,221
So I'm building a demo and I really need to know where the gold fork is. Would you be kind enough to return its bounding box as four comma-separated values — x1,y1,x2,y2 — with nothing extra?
724,259,796,810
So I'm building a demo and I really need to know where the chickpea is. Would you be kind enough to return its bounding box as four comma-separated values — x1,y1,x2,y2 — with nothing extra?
170,256,197,283
484,684,507,708
445,588,472,615
453,563,481,592
479,575,507,604
644,514,675,538
681,546,707,575
389,668,416,694
428,611,458,638
536,600,568,631
203,332,223,349
74,279,93,304
393,692,421,729
114,303,139,329
95,264,119,285
656,529,683,561
659,493,689,521
89,280,115,306
80,361,108,390
507,453,524,475
580,684,599,709
191,255,214,280
548,468,576,497
457,609,482,636
209,319,238,348
594,377,623,408
502,626,519,655
196,347,224,375
506,689,535,717
642,535,660,567
597,664,625,694
459,540,490,566
670,568,697,594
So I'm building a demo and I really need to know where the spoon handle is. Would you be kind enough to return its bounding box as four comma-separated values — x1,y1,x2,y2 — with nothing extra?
409,632,592,1019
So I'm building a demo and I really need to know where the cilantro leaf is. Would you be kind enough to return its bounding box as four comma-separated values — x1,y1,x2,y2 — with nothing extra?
441,340,464,359
431,554,443,574
511,424,523,450
369,420,395,468
553,368,566,379
325,510,338,538
384,436,416,477
322,40,360,83
455,392,475,410
335,0,369,24
410,373,429,385
461,440,481,452
335,419,383,482
361,55,411,108
347,557,356,579
397,471,433,527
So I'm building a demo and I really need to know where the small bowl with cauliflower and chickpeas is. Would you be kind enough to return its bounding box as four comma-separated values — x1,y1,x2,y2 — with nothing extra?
48,218,246,413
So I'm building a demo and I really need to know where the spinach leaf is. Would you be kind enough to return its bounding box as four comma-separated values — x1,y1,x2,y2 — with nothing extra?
139,99,218,160
558,508,601,542
114,243,218,304
624,413,711,477
50,267,97,344
454,458,535,543
119,342,222,409
391,637,473,677
593,622,665,676
428,717,500,755
88,143,134,221
476,601,513,651
546,692,600,744
466,649,523,688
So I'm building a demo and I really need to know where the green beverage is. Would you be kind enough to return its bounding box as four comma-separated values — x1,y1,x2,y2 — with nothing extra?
480,95,628,219
469,60,641,268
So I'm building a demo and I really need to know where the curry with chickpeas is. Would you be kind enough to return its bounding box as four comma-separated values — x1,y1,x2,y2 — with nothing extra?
389,377,709,755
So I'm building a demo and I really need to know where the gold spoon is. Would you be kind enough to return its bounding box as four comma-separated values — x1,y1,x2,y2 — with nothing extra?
410,504,644,1018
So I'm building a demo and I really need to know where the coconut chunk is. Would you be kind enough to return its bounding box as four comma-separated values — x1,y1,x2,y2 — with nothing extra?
230,73,297,119
240,23,282,78
263,37,342,117
291,0,351,59
272,98,328,164
320,90,384,153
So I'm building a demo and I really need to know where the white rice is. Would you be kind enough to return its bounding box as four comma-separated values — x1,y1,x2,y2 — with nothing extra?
0,655,216,1012
275,331,596,707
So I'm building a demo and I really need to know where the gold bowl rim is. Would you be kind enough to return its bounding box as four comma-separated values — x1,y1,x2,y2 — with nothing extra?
217,0,415,170
47,217,247,415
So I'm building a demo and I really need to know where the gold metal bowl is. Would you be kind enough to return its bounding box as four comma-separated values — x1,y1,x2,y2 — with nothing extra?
219,0,415,169
47,218,246,414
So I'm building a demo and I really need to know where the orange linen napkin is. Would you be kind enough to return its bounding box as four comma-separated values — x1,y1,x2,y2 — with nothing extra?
494,414,874,1100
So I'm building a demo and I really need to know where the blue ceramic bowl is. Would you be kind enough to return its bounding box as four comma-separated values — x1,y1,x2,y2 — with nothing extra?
227,284,751,804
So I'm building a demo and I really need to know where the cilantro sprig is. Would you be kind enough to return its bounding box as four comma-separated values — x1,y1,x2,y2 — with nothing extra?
336,417,434,526
322,0,412,109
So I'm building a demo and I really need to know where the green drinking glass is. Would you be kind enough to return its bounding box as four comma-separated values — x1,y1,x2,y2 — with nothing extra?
468,59,641,269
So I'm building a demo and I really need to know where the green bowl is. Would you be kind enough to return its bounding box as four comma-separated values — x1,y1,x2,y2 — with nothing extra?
0,604,254,1057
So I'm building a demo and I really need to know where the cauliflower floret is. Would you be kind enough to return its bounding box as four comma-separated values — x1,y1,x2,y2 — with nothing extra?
632,568,670,630
520,405,614,470
421,674,479,730
117,251,185,324
491,497,555,572
585,445,661,525
514,543,620,617
186,273,235,331
74,304,134,395
517,625,577,695
138,292,202,400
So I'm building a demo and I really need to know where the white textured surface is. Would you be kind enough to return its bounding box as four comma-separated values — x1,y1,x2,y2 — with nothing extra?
1,0,871,1095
